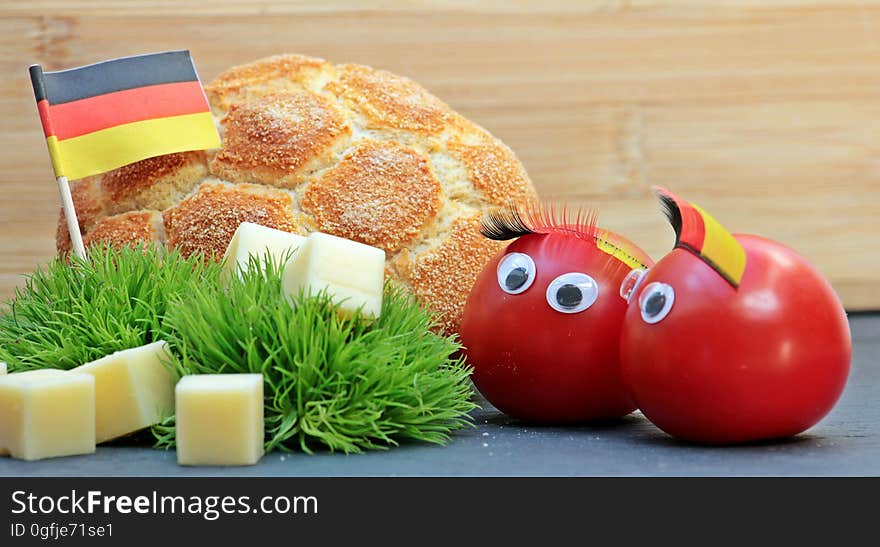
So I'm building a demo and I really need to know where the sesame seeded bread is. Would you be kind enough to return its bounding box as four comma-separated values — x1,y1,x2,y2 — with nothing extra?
56,54,538,334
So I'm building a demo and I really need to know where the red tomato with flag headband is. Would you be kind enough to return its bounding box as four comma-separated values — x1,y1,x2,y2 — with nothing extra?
618,187,851,444
460,206,653,423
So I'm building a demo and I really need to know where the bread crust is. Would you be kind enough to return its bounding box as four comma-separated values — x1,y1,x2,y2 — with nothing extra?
301,140,443,253
56,177,106,254
211,92,351,188
328,64,451,134
163,182,299,259
206,54,333,114
100,151,208,212
399,213,506,334
84,211,162,250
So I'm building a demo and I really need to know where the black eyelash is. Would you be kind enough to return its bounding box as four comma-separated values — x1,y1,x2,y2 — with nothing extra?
480,207,535,241
655,191,682,246
481,202,601,241
482,201,650,272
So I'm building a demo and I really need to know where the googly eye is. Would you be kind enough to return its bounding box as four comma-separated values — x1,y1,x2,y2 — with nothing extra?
497,252,537,295
638,282,675,324
619,268,648,303
546,272,599,314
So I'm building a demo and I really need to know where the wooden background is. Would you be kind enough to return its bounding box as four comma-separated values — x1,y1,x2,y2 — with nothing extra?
1,1,877,308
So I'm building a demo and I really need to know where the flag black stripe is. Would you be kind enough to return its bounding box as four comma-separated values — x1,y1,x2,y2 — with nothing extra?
29,64,47,103
36,50,199,105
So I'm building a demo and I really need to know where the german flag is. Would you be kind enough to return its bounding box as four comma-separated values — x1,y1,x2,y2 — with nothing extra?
30,50,220,181
653,186,747,288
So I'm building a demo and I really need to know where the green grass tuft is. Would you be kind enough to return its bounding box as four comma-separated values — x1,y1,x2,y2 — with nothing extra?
0,246,475,453
0,245,221,371
154,255,475,453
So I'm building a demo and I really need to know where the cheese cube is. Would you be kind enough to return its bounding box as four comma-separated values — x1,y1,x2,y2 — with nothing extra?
73,341,175,443
222,222,306,282
282,232,385,318
0,369,95,461
175,374,264,466
0,362,6,375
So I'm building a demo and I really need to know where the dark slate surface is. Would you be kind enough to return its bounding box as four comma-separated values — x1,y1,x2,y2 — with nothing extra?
1,314,877,477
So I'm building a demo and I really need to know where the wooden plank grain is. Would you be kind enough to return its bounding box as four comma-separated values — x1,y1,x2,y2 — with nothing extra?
0,4,878,309
5,0,880,16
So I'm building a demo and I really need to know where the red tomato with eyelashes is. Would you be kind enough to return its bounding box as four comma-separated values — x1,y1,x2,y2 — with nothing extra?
619,188,852,444
461,215,653,423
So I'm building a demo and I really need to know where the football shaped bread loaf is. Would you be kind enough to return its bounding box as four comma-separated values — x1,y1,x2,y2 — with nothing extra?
56,54,538,333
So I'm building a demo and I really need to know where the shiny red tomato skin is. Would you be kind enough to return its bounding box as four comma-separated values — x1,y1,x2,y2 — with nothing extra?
620,234,851,444
461,232,652,423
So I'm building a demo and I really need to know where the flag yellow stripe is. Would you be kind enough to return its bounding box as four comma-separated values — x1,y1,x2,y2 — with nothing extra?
45,135,65,178
47,112,220,180
596,232,648,270
693,204,747,285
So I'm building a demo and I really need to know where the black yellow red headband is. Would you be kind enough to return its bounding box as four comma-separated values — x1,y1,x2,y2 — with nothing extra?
654,186,746,288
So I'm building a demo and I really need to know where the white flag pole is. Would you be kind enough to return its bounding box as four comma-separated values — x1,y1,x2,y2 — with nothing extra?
56,175,87,259
30,63,87,260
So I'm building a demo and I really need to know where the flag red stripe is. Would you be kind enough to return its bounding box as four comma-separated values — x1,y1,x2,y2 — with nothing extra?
36,99,54,138
48,81,211,140
677,200,707,252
